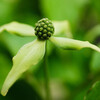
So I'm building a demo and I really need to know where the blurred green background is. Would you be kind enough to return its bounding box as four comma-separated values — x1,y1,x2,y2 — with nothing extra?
1,0,100,100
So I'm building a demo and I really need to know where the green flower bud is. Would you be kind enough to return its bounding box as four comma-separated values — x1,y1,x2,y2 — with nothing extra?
34,18,54,40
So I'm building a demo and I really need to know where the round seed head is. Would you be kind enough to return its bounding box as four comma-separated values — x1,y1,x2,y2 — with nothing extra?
34,18,54,40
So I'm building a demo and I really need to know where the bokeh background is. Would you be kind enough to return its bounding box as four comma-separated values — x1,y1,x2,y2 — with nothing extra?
0,0,100,100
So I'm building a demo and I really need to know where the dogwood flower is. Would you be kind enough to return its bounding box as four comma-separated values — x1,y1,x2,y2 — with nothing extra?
0,18,100,96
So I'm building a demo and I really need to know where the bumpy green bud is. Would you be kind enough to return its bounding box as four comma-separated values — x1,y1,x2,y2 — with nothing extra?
35,18,54,40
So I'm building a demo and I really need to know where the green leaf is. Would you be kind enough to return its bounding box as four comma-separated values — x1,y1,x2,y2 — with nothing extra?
85,81,100,100
49,37,100,52
0,22,35,36
85,25,100,42
0,53,11,90
53,21,72,38
1,39,45,96
40,0,88,30
90,45,100,73
1,32,35,55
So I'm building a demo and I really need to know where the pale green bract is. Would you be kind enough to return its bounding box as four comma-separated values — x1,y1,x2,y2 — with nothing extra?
0,22,35,36
1,39,45,96
53,21,72,38
49,37,100,52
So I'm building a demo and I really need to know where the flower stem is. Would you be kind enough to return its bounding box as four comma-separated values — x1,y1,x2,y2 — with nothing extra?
43,40,51,100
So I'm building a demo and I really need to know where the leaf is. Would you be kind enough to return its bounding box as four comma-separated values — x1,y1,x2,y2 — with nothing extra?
1,32,35,56
49,37,100,52
0,22,35,36
85,25,100,42
0,53,11,90
40,0,88,29
53,21,72,38
90,45,100,72
84,81,100,100
1,39,45,96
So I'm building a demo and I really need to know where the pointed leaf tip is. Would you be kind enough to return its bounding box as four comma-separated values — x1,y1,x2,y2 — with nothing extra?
49,37,100,52
1,39,45,96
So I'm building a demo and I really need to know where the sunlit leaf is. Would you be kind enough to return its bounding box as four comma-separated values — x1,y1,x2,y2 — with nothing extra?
1,39,45,96
0,22,35,36
49,37,100,52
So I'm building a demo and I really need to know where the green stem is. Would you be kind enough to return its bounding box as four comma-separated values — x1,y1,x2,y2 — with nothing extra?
44,40,51,100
